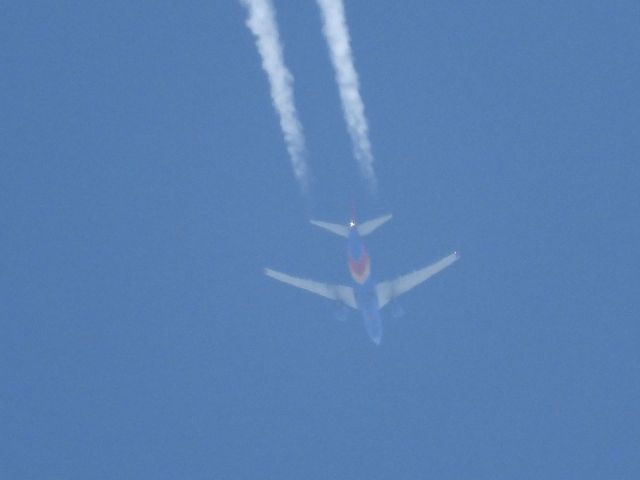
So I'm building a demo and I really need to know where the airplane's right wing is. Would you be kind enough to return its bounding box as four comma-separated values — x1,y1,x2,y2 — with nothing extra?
265,268,357,309
375,252,460,309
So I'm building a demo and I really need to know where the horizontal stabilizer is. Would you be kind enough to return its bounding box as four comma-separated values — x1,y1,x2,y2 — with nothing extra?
309,220,349,237
357,214,392,236
376,251,460,309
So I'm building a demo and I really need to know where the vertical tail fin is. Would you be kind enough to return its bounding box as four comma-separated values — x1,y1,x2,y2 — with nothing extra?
357,214,392,236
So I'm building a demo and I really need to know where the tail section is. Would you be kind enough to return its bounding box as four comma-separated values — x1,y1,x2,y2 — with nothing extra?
357,214,392,236
310,213,392,237
309,219,349,237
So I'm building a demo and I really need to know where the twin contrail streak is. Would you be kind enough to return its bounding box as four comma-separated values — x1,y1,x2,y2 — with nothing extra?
240,0,309,192
316,0,377,193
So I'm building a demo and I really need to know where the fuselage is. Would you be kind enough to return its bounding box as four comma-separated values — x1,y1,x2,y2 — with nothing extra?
347,226,383,344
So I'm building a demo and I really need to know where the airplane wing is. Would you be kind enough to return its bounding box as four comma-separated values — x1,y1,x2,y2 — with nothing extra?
265,268,358,309
375,252,460,309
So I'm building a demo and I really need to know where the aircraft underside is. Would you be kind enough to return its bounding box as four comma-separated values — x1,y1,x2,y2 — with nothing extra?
264,213,459,344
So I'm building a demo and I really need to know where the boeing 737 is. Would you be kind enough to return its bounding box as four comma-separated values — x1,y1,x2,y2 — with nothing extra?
265,214,459,344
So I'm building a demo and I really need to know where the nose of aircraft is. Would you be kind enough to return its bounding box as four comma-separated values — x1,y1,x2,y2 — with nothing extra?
363,309,383,345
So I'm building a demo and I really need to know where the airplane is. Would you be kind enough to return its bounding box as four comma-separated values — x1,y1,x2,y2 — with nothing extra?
265,213,460,345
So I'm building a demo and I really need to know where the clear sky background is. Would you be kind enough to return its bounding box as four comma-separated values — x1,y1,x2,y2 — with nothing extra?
2,1,639,478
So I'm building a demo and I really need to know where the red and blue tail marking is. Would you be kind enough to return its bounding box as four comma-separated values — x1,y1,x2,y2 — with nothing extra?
348,246,371,284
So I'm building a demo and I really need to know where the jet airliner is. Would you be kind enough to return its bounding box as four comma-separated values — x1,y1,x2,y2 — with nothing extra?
265,214,459,345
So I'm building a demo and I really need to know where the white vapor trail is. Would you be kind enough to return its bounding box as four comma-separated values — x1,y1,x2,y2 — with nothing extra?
316,0,377,193
240,0,309,191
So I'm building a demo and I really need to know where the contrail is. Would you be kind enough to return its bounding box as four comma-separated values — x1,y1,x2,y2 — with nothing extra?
240,0,309,192
316,0,377,193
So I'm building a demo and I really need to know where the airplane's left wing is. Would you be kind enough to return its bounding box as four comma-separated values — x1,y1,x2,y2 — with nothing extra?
375,252,460,309
265,268,357,309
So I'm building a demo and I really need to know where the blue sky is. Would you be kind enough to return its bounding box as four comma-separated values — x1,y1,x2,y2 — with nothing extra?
2,1,639,478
